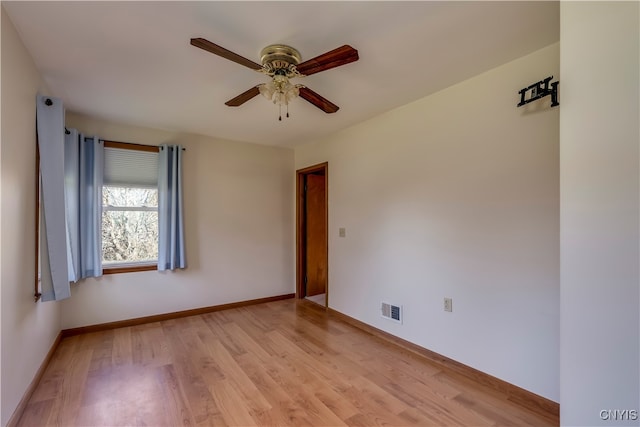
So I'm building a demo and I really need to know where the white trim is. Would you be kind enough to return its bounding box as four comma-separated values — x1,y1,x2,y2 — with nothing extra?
102,260,157,268
103,206,158,212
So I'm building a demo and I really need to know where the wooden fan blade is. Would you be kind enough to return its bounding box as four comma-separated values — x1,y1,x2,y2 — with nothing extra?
225,86,261,107
190,38,262,70
296,45,359,76
298,87,339,113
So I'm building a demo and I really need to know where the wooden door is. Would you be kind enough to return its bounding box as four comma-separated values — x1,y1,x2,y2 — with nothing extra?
305,173,327,296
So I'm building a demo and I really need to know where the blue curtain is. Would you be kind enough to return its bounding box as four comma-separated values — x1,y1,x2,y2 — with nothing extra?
37,96,70,301
37,95,104,301
158,144,186,270
65,130,103,280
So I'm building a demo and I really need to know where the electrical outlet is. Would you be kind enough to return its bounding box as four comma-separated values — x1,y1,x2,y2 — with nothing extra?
339,227,346,237
444,298,453,312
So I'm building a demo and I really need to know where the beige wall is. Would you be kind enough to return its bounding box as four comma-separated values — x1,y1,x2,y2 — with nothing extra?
61,113,295,329
560,2,639,425
296,43,560,401
1,7,61,425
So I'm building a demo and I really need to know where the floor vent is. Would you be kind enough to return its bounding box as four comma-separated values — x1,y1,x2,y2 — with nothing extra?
381,302,402,324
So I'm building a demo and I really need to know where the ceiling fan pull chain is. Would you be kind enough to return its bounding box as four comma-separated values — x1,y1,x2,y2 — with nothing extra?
287,104,290,118
279,103,282,121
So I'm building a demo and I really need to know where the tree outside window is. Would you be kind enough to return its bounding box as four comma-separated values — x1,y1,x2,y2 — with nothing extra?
102,186,158,265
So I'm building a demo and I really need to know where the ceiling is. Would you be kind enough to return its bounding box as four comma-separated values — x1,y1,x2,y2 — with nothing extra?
3,1,559,148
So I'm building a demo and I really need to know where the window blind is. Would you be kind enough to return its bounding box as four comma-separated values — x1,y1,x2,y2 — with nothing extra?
103,147,158,188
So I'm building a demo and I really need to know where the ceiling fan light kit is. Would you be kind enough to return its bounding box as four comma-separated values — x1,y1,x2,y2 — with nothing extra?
190,38,358,121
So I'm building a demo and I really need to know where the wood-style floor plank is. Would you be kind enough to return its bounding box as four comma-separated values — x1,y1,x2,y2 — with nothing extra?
16,299,558,426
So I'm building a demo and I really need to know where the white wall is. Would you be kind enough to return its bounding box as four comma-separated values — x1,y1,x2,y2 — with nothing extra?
1,7,4,421
61,113,295,329
296,43,560,401
560,2,640,426
0,8,62,426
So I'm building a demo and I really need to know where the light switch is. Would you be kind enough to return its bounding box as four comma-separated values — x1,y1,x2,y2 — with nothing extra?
339,227,346,237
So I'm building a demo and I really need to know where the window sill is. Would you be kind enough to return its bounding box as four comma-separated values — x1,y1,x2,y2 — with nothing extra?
103,264,157,275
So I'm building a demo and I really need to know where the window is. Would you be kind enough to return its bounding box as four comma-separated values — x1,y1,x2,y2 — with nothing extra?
102,186,158,265
102,141,159,273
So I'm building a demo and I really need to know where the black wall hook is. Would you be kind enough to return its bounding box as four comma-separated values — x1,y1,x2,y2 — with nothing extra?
517,76,559,108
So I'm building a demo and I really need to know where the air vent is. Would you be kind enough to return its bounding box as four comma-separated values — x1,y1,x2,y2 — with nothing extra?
381,302,402,324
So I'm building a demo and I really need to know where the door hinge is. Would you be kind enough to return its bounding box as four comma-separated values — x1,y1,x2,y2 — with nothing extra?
304,275,308,284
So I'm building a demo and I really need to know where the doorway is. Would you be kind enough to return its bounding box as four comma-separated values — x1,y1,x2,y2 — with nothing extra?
296,162,328,307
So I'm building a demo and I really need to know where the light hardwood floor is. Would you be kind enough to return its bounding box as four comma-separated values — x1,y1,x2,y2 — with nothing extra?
17,299,558,426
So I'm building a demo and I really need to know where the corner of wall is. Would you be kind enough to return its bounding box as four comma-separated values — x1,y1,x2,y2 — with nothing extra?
560,2,640,424
1,8,63,425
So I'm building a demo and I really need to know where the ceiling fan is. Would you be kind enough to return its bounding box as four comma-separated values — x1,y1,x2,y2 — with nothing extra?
190,38,359,120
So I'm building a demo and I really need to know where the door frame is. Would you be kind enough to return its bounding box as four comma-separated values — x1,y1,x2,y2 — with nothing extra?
296,162,328,304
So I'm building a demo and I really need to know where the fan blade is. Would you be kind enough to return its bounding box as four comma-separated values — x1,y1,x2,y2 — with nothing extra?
298,87,339,113
296,45,359,76
190,38,262,70
225,86,261,107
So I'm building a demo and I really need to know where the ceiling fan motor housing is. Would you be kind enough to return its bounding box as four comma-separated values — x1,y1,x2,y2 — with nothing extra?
260,44,302,68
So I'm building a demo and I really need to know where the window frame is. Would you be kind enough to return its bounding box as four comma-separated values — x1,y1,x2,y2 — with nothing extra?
35,141,42,301
102,140,160,275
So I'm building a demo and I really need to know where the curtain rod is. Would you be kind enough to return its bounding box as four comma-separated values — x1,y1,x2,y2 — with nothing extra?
45,99,186,151
105,142,186,152
65,133,185,151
